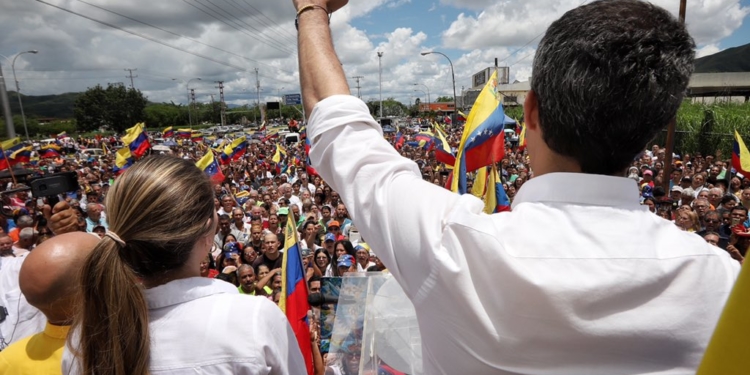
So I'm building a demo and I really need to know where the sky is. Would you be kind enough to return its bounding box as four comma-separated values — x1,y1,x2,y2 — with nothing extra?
0,0,748,108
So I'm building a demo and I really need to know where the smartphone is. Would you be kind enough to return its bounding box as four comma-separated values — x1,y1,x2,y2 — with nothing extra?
30,172,80,207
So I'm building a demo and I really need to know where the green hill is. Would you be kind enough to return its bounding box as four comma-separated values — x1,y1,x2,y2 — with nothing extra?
5,91,79,119
694,43,750,73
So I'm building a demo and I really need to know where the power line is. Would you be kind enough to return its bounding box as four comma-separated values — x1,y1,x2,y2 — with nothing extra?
238,0,299,43
74,0,296,76
124,68,137,88
226,0,297,46
36,0,295,87
184,0,296,56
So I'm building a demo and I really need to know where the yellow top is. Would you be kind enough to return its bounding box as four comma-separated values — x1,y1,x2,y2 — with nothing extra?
0,322,70,375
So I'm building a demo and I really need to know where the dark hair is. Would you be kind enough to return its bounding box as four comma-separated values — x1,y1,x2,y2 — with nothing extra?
531,0,695,175
314,248,331,268
720,195,738,206
732,205,748,216
308,275,322,288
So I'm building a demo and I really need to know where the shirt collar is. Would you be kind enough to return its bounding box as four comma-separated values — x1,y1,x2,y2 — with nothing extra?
44,322,71,340
144,277,238,310
512,172,643,210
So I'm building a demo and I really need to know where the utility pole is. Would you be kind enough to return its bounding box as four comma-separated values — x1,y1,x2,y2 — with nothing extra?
352,76,364,99
377,52,383,119
190,89,196,125
124,68,138,89
0,64,15,138
662,0,687,194
215,81,226,126
255,68,261,124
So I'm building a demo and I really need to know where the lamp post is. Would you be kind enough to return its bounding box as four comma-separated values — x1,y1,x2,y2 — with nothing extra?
277,87,284,121
377,51,383,119
12,50,38,141
0,55,15,138
412,83,430,106
414,89,427,114
421,51,456,124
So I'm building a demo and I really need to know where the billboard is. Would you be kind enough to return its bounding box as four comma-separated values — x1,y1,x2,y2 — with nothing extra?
472,66,510,89
283,94,302,105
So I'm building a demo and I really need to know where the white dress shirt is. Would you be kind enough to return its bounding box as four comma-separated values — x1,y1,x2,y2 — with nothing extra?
63,277,305,374
307,95,740,375
0,255,46,348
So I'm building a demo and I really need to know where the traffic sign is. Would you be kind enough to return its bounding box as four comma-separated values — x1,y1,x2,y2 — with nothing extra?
284,94,302,105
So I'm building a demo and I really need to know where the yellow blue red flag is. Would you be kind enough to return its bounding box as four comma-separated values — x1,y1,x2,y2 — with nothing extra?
280,214,313,374
121,122,151,158
113,147,134,176
451,71,506,193
195,151,225,184
732,130,750,176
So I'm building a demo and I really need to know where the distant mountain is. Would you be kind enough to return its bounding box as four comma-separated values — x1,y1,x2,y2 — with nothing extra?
694,43,750,73
6,91,80,119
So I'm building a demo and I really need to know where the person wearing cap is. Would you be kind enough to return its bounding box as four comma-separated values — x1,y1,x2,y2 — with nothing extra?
669,186,683,204
336,254,356,276
354,244,374,272
322,232,336,258
297,0,739,373
639,169,654,189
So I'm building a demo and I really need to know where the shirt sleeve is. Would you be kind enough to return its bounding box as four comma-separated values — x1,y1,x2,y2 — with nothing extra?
307,95,481,298
256,297,307,375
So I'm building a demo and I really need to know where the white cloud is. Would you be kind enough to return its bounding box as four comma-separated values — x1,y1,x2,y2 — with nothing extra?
441,0,749,50
695,44,721,58
0,0,747,112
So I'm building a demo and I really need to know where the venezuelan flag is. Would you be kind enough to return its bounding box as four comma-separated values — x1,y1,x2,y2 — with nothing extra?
259,121,267,133
434,127,456,166
39,145,62,159
196,151,225,184
415,131,435,150
122,122,151,158
226,136,247,161
1,137,22,151
163,126,174,138
451,71,506,193
0,148,8,171
304,137,318,177
56,131,67,139
518,122,527,151
471,167,487,198
732,130,750,176
394,132,405,150
113,147,135,176
279,213,313,375
191,131,204,142
177,128,192,138
272,144,287,163
9,146,32,165
483,165,511,213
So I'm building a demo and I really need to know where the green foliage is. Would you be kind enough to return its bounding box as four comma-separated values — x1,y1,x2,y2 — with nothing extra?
435,96,453,102
74,84,148,132
504,106,524,122
6,91,79,118
365,98,408,117
0,115,76,139
145,103,188,129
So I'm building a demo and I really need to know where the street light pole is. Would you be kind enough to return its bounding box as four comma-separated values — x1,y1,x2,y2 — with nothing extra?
12,50,38,141
421,51,456,124
377,51,383,119
414,89,427,114
0,61,15,139
412,83,430,106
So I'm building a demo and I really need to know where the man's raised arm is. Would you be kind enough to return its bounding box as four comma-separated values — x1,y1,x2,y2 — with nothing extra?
295,0,350,118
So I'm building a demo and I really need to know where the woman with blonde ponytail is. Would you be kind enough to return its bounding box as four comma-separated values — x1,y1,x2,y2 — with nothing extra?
63,155,305,375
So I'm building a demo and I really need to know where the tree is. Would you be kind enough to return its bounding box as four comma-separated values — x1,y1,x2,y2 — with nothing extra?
74,84,148,132
436,96,453,102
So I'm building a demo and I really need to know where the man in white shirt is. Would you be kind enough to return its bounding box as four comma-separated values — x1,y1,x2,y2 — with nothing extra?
295,0,740,374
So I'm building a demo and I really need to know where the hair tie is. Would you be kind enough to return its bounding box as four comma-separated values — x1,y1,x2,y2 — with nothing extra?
104,230,126,247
